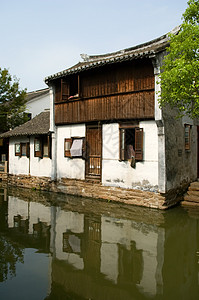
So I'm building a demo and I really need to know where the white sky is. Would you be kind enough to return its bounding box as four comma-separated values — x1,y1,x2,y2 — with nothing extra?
0,0,188,92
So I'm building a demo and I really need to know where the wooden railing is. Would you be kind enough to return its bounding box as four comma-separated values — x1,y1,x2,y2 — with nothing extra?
0,161,8,173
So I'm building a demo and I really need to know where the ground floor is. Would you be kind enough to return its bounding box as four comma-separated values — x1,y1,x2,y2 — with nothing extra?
0,116,198,209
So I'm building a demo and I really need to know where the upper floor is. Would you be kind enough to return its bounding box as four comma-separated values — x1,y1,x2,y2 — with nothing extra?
45,30,172,125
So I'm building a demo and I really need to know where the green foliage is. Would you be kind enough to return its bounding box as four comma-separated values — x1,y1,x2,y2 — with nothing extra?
158,0,199,119
0,68,27,133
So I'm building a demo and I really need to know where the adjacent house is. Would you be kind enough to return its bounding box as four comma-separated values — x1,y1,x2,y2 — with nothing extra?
0,88,50,163
1,28,198,209
0,110,52,178
25,87,50,119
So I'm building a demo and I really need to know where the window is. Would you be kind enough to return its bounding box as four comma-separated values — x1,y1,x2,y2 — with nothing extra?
64,138,73,157
119,126,143,161
34,138,42,158
15,143,21,156
185,124,191,151
15,142,30,157
43,136,50,157
21,143,27,156
61,75,79,101
34,135,51,158
64,137,85,158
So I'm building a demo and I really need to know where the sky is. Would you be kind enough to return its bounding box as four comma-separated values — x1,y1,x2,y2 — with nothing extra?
0,0,189,92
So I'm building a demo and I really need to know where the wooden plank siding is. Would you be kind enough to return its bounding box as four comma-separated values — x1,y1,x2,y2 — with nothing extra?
54,59,155,125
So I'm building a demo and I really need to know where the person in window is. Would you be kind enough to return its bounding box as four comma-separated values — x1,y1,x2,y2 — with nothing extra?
127,144,136,168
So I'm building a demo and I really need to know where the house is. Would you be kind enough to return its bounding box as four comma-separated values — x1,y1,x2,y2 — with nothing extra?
1,27,198,209
0,88,50,163
0,110,53,178
44,27,197,207
25,87,50,119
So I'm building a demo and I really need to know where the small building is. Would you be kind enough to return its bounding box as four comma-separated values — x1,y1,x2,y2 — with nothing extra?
0,111,52,178
0,88,50,163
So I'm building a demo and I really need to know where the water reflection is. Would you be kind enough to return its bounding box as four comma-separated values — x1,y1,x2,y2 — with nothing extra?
0,186,199,300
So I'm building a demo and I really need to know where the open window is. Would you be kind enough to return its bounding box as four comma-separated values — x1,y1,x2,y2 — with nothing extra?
34,138,42,158
15,143,21,156
185,124,191,151
119,126,143,161
15,142,30,157
61,75,80,101
64,137,85,158
34,135,51,158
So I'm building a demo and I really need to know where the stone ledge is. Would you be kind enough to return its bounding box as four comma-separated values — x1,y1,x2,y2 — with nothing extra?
7,174,183,210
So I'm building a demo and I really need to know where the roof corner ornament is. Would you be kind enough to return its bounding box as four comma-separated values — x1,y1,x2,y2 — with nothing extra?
80,53,90,62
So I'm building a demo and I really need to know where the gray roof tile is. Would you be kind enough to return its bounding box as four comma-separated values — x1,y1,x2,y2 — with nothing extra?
0,110,50,138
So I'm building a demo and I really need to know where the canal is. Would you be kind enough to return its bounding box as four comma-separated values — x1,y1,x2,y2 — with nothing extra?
0,185,199,300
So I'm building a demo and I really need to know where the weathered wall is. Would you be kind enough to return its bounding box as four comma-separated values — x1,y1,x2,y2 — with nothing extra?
56,124,85,180
55,121,159,190
163,108,197,192
9,136,52,177
102,121,159,190
7,174,175,209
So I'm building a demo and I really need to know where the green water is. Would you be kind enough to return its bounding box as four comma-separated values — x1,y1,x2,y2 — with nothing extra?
0,185,198,300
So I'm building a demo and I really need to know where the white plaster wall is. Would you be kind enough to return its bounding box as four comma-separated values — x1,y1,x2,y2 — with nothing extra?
26,92,50,118
9,136,52,177
56,124,85,180
9,137,29,175
29,137,52,177
102,121,159,189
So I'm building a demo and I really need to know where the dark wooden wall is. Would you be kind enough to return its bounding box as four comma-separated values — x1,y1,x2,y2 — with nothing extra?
54,59,155,125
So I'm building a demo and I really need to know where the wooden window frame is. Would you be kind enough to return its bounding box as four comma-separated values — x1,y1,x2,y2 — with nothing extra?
119,125,143,161
34,138,43,158
15,143,21,156
43,135,52,158
34,135,51,159
185,124,191,151
26,142,30,158
21,143,27,157
15,142,30,157
61,79,70,101
64,137,85,158
64,138,73,157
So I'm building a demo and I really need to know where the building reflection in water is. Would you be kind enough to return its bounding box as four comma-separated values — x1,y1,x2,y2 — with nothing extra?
0,187,199,300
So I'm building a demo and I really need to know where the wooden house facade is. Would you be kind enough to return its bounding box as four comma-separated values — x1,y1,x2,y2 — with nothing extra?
45,27,198,202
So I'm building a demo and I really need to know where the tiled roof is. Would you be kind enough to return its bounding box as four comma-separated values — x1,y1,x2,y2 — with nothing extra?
26,88,50,102
0,110,50,138
45,26,180,83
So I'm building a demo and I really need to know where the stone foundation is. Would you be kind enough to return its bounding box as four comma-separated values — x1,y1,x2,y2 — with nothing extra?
5,174,187,210
0,173,8,181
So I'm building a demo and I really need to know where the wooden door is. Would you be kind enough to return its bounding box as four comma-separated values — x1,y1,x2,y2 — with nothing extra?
86,125,102,182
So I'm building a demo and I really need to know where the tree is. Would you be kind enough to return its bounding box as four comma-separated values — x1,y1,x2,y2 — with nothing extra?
158,0,199,119
0,68,27,133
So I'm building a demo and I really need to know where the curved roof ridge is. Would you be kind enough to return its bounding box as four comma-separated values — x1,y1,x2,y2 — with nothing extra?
80,26,180,62
45,26,180,83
